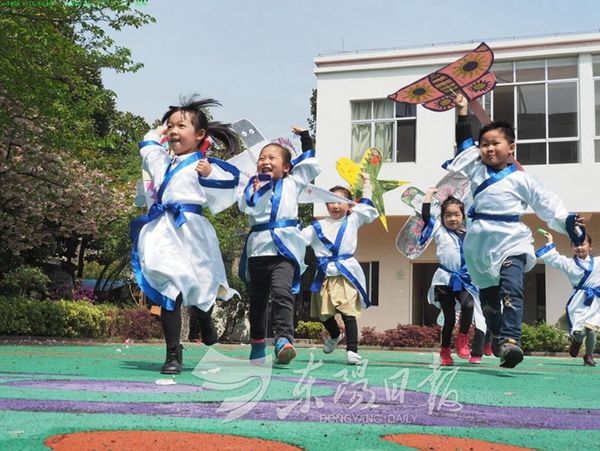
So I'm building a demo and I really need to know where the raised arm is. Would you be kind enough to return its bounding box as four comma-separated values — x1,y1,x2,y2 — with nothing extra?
292,125,313,153
455,94,473,148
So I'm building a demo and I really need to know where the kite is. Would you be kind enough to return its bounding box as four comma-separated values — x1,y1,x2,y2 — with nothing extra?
336,147,409,232
388,42,496,125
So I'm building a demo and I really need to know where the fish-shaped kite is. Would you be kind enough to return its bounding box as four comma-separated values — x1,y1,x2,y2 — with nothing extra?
388,42,496,124
336,147,409,232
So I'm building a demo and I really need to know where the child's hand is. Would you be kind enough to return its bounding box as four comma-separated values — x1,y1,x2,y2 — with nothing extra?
360,172,371,185
253,173,260,193
152,125,167,137
424,187,438,203
195,159,212,177
291,125,306,135
537,228,553,244
455,94,468,116
575,215,586,228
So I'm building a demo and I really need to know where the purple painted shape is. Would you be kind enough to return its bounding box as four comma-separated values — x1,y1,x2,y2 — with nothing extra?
0,377,598,430
5,379,203,394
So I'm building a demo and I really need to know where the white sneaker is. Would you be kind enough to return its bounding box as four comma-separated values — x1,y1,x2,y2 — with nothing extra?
323,332,344,354
347,350,361,365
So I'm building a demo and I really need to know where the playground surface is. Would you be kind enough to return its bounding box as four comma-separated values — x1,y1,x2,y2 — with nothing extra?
0,341,598,451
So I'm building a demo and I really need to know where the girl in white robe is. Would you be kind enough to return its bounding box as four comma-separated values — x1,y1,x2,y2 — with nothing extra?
130,95,240,374
536,232,599,366
302,175,378,365
419,188,486,366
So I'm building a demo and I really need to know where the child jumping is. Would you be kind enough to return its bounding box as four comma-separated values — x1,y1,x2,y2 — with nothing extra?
302,174,378,365
536,231,599,366
419,187,487,365
130,95,240,374
444,94,584,368
239,126,320,365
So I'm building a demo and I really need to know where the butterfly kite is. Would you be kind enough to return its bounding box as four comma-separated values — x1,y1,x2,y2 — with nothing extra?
336,148,409,232
388,42,496,125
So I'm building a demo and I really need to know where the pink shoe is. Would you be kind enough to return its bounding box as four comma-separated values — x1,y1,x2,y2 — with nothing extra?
483,342,493,357
440,347,454,366
455,333,470,359
469,355,482,364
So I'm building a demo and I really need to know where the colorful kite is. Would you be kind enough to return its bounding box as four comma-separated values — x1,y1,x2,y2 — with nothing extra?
336,147,409,232
388,42,496,124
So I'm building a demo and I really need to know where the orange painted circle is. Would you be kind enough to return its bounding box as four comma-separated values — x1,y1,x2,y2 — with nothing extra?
383,433,537,450
45,431,304,451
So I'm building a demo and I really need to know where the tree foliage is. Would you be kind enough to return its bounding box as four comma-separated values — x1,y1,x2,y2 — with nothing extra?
0,2,154,274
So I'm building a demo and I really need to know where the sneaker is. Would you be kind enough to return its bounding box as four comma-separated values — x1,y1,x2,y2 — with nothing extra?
439,347,454,366
469,355,482,364
274,337,296,364
347,350,361,365
569,338,583,358
483,342,493,357
249,340,266,365
455,332,470,359
323,332,344,354
499,339,524,368
490,335,501,357
583,354,597,366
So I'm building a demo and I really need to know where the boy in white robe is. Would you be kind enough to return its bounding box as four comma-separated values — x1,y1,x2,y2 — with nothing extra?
302,174,378,365
443,94,584,368
131,95,240,374
239,126,321,365
536,231,599,366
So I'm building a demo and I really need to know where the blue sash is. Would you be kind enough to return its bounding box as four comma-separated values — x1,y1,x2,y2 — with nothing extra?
438,229,478,294
566,257,600,332
310,218,371,308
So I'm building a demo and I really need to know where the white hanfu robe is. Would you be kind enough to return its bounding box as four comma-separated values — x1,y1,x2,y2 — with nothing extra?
445,143,570,289
132,132,239,312
536,244,600,333
238,150,320,293
302,188,379,309
419,213,485,332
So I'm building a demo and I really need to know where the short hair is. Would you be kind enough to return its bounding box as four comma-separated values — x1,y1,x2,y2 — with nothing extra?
478,120,515,145
440,196,465,218
329,186,352,200
259,143,292,166
161,94,240,156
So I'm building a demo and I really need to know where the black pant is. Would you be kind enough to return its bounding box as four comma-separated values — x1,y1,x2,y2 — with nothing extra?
323,315,358,353
248,255,295,342
435,285,474,348
161,294,213,347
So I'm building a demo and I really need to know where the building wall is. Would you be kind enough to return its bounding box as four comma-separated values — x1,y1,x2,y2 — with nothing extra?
314,33,600,333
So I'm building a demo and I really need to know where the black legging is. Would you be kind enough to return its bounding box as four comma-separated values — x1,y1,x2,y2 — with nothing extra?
323,315,358,353
435,285,474,348
161,294,213,347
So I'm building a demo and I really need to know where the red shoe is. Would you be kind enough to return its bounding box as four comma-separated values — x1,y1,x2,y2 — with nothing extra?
483,342,493,357
440,347,454,366
455,333,470,359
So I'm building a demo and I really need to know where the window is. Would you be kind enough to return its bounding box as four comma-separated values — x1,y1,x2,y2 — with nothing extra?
593,55,600,162
469,58,579,165
359,261,379,306
351,100,416,163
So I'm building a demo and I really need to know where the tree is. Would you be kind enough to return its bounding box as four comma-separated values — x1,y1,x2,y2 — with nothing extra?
0,2,154,274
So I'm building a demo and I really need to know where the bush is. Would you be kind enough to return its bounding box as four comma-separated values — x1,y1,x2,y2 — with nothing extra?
295,321,324,340
359,326,382,346
117,307,163,340
0,266,50,297
378,324,440,349
0,296,162,340
521,321,570,353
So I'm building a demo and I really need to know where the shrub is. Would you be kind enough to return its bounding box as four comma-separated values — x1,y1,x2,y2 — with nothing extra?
378,324,440,349
295,321,324,340
521,321,570,353
117,307,163,340
0,266,50,297
359,326,382,346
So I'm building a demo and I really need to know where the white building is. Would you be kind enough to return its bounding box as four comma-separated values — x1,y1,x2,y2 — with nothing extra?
313,32,600,332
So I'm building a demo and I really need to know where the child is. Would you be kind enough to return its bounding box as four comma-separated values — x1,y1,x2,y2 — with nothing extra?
419,187,487,365
444,93,584,368
238,126,320,365
536,231,599,366
302,174,378,365
130,95,241,374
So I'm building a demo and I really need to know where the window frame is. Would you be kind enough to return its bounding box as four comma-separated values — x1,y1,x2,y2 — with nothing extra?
350,99,416,163
359,261,379,306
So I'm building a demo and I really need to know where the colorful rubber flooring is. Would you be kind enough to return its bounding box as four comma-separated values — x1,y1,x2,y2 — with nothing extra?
0,342,598,450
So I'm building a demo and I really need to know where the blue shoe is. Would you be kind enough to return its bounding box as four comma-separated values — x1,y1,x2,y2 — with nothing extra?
249,340,266,365
274,337,296,364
